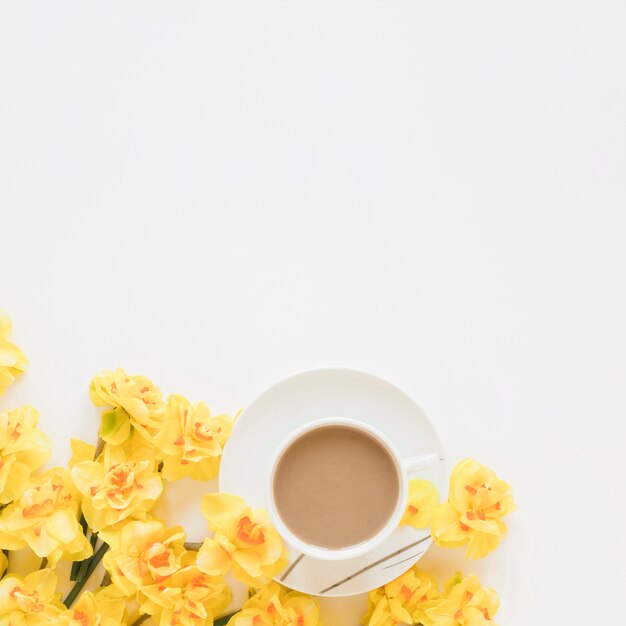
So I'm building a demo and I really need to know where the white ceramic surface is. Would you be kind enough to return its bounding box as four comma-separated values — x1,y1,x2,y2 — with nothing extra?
219,368,448,597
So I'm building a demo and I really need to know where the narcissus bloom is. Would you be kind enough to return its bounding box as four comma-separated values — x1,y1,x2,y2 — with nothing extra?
0,309,28,395
0,405,52,504
0,468,92,566
139,564,230,626
425,572,499,626
71,441,163,532
400,478,439,529
431,459,515,559
154,395,233,481
90,368,165,445
57,590,127,626
100,519,187,596
362,568,439,626
197,493,288,587
0,569,64,626
228,582,322,626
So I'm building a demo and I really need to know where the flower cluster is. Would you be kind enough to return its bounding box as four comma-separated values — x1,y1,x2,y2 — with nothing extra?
363,568,499,626
100,518,231,626
89,369,234,482
431,459,515,559
425,572,499,626
197,493,289,587
228,582,322,626
0,467,92,566
100,519,187,596
0,309,28,396
90,369,166,445
0,569,64,626
70,437,163,533
154,394,233,481
0,405,52,504
363,567,439,626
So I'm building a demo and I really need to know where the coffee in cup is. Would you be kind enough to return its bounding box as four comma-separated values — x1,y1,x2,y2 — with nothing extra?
272,424,400,550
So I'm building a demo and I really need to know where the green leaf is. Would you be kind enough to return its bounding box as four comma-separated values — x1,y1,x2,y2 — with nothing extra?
100,408,131,445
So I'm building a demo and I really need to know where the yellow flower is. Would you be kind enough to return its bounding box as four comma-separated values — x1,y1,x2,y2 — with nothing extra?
229,582,322,626
0,310,28,396
57,590,127,626
139,564,230,626
154,395,233,481
425,573,499,626
69,438,97,468
100,519,187,597
0,405,52,504
431,459,515,559
0,548,7,577
400,479,439,529
71,441,163,532
0,468,92,566
362,568,439,626
196,493,288,587
0,569,64,626
90,369,165,445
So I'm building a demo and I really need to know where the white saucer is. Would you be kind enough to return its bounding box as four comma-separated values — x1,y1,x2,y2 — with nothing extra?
219,368,447,597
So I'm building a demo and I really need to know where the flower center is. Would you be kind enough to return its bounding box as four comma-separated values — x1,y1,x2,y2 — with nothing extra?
236,516,264,546
10,587,44,612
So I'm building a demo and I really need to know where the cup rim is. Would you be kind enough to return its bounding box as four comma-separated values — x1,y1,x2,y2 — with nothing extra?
266,416,408,561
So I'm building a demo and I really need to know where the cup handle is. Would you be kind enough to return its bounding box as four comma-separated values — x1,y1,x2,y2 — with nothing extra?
404,453,439,475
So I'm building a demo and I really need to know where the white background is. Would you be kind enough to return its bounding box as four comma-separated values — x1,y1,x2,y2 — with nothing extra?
2,2,626,624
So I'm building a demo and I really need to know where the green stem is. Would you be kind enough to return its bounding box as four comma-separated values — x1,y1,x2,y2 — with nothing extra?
63,542,109,607
39,557,48,570
214,613,237,626
1,549,8,579
75,532,99,582
70,514,89,581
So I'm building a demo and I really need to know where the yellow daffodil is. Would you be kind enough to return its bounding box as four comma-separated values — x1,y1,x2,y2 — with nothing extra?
197,493,288,587
0,310,28,396
154,395,233,482
425,573,499,626
362,567,439,626
0,468,92,566
431,459,515,559
57,590,127,626
0,405,52,504
228,582,322,626
0,568,64,625
139,564,230,626
71,441,163,532
100,519,187,596
400,479,439,529
90,369,165,445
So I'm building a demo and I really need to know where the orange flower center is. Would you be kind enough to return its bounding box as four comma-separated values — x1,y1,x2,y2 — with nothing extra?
10,587,44,612
193,422,214,442
236,516,264,546
72,610,90,626
398,585,413,603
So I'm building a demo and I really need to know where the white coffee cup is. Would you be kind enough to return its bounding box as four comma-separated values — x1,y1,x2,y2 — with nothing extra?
266,417,438,561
